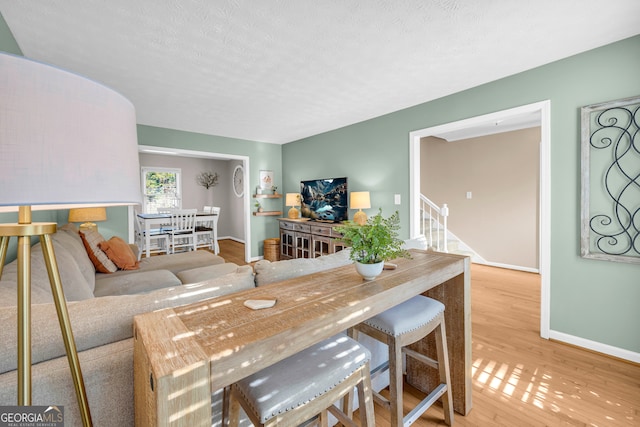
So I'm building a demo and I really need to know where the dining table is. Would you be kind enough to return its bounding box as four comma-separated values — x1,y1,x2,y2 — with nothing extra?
133,249,471,426
136,211,219,257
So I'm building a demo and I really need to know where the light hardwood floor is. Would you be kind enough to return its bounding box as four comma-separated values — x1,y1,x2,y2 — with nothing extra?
216,240,640,426
215,238,249,266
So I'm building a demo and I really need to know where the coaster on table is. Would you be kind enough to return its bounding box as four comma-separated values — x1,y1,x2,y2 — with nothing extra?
244,299,277,310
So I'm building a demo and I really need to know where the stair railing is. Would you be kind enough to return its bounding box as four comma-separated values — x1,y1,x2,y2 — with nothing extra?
420,194,449,252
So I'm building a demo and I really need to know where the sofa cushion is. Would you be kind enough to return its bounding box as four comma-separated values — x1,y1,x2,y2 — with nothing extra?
0,280,52,307
80,229,118,274
0,265,256,375
254,249,352,287
0,338,136,427
93,270,182,297
137,250,224,274
176,263,241,284
93,249,225,289
56,223,97,292
99,236,140,270
0,238,95,303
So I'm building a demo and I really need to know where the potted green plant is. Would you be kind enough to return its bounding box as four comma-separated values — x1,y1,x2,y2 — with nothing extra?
335,209,410,280
254,201,263,213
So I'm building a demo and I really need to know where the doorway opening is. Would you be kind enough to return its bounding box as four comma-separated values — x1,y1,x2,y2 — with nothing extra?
130,145,251,263
409,100,551,338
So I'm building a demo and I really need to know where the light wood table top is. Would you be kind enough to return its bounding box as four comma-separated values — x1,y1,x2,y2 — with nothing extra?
134,249,471,426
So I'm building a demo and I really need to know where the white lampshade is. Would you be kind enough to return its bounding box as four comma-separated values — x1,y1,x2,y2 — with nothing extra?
285,193,301,207
350,192,371,210
0,53,141,212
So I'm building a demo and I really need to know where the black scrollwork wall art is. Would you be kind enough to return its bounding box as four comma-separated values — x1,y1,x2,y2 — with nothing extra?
581,95,640,264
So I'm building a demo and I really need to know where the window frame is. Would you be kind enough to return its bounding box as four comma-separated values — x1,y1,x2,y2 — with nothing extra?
141,166,182,213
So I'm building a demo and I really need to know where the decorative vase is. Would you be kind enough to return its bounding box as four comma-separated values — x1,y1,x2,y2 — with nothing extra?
354,261,384,281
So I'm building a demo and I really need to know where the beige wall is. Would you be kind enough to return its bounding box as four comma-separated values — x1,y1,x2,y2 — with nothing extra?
139,153,244,240
421,128,540,269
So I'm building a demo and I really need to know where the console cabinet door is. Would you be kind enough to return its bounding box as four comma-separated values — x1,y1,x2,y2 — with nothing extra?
312,235,332,258
279,219,343,260
280,228,295,260
330,240,347,254
295,232,311,258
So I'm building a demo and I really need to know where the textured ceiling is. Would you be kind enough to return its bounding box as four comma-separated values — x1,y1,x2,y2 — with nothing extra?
1,0,639,144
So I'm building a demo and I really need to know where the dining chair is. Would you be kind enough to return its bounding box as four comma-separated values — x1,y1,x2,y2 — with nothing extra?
211,207,220,254
157,207,176,231
195,206,220,253
133,213,169,260
168,209,197,253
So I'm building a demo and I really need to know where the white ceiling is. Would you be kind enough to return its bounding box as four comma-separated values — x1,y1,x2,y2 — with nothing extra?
1,0,639,144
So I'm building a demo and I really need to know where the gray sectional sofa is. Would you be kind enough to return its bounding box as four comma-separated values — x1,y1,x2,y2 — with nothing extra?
0,224,383,427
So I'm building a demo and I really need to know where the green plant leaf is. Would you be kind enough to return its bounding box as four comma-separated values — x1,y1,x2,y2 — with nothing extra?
335,209,410,264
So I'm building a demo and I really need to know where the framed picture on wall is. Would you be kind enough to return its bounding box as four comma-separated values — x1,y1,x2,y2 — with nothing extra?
259,170,274,190
580,94,640,264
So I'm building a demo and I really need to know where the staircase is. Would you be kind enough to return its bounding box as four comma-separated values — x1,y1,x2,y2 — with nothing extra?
418,195,486,263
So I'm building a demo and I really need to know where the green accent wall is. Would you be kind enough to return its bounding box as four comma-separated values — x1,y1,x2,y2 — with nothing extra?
283,36,640,354
0,12,21,55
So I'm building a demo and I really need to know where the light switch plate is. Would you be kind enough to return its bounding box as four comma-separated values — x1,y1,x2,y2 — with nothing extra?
394,194,401,205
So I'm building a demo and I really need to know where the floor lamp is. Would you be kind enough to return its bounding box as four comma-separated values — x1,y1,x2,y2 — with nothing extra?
0,53,141,426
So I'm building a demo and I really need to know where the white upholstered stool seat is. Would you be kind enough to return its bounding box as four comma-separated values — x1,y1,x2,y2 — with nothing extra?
350,295,453,427
228,334,375,427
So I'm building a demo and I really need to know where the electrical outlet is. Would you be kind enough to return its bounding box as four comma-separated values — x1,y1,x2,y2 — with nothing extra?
466,191,472,199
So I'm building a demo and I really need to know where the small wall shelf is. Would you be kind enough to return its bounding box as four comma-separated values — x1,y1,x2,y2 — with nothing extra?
254,193,282,199
253,211,282,216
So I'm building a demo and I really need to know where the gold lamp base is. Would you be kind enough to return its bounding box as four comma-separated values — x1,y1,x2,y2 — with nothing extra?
78,222,98,232
353,209,367,225
288,206,299,219
0,206,92,426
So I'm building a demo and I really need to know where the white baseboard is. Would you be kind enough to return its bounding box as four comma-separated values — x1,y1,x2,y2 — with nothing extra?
549,329,640,364
475,260,539,274
219,236,244,244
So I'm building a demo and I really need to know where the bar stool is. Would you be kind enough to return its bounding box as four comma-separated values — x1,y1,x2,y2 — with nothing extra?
350,295,453,427
228,334,376,427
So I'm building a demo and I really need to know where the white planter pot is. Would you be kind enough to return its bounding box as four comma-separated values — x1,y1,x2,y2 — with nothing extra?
355,261,384,281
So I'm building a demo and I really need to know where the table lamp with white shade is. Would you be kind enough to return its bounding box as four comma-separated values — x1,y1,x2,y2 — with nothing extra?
0,53,141,426
350,191,371,225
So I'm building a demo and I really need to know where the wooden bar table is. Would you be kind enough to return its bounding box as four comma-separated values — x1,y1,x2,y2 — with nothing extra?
133,250,471,426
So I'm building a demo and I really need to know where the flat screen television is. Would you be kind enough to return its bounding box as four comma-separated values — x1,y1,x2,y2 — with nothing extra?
300,177,348,222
